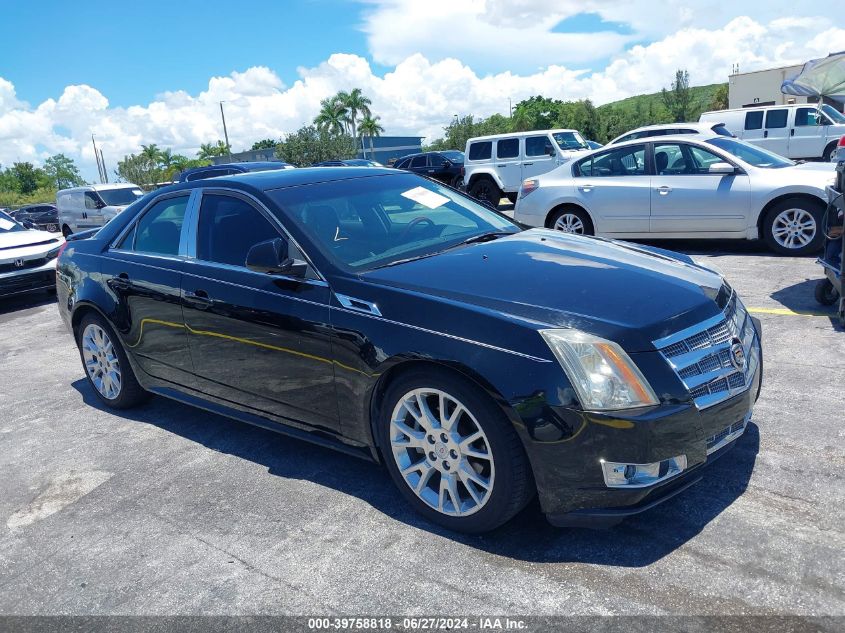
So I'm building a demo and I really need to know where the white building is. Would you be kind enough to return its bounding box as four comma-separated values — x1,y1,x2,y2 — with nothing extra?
728,64,807,109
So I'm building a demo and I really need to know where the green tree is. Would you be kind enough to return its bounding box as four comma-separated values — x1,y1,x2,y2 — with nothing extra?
10,162,43,195
250,139,278,150
708,84,729,111
662,69,693,122
314,97,349,135
116,153,161,187
337,88,372,140
197,141,231,160
359,114,385,159
275,126,357,166
44,154,85,189
511,96,561,131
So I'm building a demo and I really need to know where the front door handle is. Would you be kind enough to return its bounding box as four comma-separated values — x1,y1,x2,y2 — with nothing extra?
109,272,131,291
656,185,672,195
184,289,213,309
578,184,596,192
790,128,795,136
523,162,534,166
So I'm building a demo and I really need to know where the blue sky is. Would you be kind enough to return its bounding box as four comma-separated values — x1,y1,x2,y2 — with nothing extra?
0,1,840,178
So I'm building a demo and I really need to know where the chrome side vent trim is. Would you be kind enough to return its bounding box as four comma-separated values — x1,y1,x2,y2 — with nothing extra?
335,293,382,316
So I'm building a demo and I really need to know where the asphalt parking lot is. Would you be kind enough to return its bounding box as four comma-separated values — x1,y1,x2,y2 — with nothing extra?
1,240,843,616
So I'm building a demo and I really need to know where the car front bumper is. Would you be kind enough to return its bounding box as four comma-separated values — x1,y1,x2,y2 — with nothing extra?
0,260,57,298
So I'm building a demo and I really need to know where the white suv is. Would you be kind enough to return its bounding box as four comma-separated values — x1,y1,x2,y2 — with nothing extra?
463,129,590,204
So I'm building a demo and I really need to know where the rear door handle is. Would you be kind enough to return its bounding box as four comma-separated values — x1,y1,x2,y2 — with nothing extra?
184,289,213,309
109,272,131,290
496,164,508,167
578,184,596,192
523,162,533,166
656,185,672,195
790,129,795,136
763,130,768,138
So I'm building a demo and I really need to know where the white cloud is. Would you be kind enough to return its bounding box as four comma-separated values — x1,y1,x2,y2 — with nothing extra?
0,12,842,181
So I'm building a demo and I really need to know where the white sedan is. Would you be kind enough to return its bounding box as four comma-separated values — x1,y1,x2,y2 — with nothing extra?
0,211,64,298
514,135,836,255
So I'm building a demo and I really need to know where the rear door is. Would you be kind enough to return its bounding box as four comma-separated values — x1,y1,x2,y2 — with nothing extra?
572,143,651,234
493,137,522,191
100,191,196,386
522,134,556,179
649,142,750,233
789,106,826,159
180,189,339,433
761,108,790,156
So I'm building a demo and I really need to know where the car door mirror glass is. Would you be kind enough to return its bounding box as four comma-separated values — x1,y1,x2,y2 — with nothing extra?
246,237,307,277
708,162,736,175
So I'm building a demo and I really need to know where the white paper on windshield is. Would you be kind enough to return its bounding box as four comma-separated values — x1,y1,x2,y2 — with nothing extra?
401,186,450,209
0,218,14,230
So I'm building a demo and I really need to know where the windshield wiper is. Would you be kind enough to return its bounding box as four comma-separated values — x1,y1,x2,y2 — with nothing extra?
459,231,514,245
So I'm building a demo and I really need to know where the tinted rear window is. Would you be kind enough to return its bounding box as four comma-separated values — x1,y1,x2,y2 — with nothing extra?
744,111,764,130
765,109,788,129
496,138,519,158
468,141,492,161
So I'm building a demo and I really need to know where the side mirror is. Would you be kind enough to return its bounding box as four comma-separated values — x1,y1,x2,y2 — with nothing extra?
21,219,34,229
708,162,737,175
442,160,451,167
246,237,308,277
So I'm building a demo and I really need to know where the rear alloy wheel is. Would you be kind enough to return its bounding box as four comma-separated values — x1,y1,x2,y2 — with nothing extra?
62,225,73,238
469,178,502,207
379,371,532,533
77,313,148,409
549,207,593,235
764,200,823,255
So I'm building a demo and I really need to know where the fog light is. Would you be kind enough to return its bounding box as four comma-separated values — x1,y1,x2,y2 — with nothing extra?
601,455,687,488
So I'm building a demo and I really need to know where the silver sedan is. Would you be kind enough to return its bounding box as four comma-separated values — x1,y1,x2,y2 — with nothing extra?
514,135,836,255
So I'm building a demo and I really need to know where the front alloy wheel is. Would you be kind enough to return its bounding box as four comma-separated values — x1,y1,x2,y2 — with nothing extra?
390,388,495,517
764,200,824,255
81,323,122,400
379,370,533,533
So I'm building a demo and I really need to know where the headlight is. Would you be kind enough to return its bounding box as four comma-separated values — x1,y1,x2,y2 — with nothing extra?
540,329,659,411
45,245,62,260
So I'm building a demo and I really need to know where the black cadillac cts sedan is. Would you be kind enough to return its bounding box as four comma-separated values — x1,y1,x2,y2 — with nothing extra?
56,167,762,533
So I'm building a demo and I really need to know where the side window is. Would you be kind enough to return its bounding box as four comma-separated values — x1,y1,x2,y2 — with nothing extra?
468,141,492,161
686,145,726,173
410,156,426,168
197,194,279,268
744,111,764,130
131,195,189,256
84,192,101,210
577,144,647,177
795,107,821,127
496,138,519,159
429,154,444,166
765,109,788,129
525,135,553,156
394,158,408,169
653,143,690,175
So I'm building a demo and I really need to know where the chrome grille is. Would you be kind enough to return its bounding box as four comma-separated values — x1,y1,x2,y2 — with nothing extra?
654,292,760,409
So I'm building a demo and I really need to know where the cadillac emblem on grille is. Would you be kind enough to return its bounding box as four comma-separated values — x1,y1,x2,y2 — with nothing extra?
729,338,746,371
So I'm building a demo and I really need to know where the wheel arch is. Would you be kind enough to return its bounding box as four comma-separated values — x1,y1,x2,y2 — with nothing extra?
823,139,838,161
367,357,521,464
544,202,595,231
70,301,110,341
466,170,504,191
755,192,826,237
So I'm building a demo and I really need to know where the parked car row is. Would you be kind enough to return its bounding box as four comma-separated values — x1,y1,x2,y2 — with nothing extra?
0,210,64,298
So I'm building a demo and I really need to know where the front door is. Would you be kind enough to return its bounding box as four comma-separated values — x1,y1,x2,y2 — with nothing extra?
522,134,556,179
572,143,651,234
493,137,522,192
649,142,751,234
181,190,339,434
99,192,195,386
789,106,826,159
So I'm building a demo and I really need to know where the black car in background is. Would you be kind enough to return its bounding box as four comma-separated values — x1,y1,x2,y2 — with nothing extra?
10,203,60,232
177,161,294,182
394,151,464,188
57,167,761,533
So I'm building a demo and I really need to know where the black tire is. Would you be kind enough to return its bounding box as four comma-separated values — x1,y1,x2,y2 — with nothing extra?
505,192,518,204
548,206,594,235
62,225,73,238
823,142,837,163
76,312,149,409
815,278,839,306
468,177,502,207
762,198,825,255
377,368,534,534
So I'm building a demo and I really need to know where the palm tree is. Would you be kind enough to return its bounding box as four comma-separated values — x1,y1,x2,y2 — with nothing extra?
338,88,372,140
314,97,348,135
197,141,230,160
140,143,163,165
359,114,384,160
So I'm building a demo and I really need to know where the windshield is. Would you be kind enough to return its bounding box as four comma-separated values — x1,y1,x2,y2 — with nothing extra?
553,131,589,151
822,104,845,124
441,151,465,163
706,137,795,169
0,211,25,233
98,187,144,206
268,173,518,271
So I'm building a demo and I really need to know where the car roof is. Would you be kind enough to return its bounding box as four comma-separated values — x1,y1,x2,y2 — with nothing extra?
58,183,140,193
166,166,401,194
606,134,722,150
467,129,578,142
623,122,724,134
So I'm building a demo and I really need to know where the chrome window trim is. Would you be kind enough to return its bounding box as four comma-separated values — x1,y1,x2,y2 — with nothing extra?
188,187,327,283
109,189,197,253
182,259,329,290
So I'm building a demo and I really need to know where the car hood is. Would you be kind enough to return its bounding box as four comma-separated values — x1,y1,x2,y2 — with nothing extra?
0,229,61,252
790,161,837,173
361,229,727,351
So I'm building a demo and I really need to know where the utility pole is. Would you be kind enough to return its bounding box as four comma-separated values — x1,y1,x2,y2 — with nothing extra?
219,101,231,158
92,135,105,184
